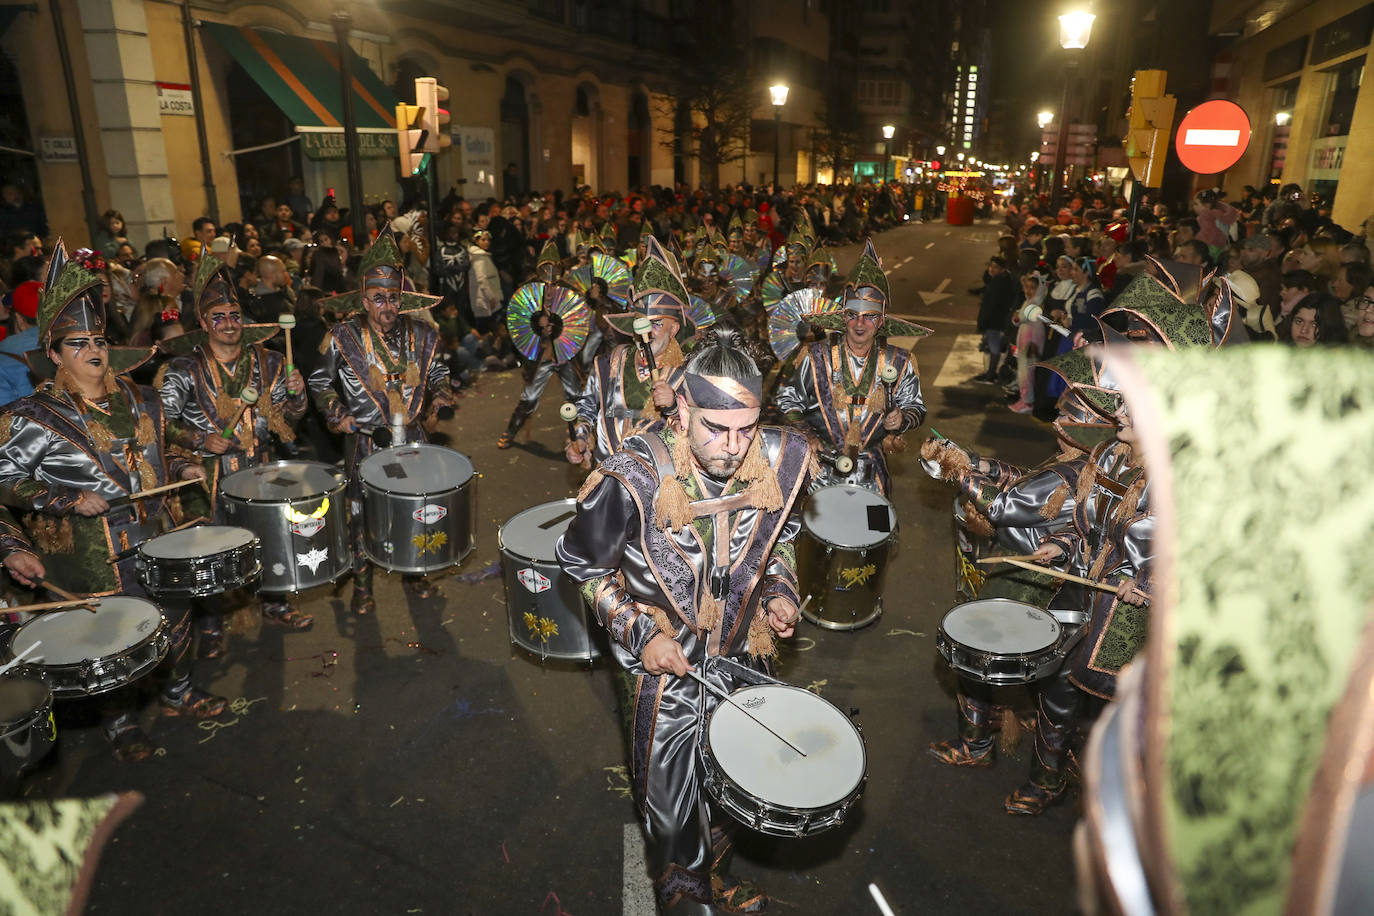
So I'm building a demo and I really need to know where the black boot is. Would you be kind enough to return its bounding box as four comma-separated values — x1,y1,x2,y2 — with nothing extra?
1005,671,1080,814
497,399,536,448
928,688,996,767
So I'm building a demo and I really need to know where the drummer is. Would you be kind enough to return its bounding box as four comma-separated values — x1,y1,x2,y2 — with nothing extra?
497,238,591,451
557,327,812,915
774,238,928,495
567,237,692,468
308,225,455,615
159,252,310,645
0,240,221,761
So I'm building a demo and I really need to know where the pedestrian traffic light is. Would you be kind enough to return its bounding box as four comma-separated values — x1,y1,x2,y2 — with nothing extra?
396,101,427,176
414,77,451,155
1124,69,1176,189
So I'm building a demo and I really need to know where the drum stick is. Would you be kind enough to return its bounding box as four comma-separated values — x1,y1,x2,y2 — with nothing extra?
868,884,897,916
633,316,660,381
980,556,1120,594
11,597,102,614
975,554,1041,564
127,478,201,501
220,386,260,439
278,313,296,374
37,578,99,613
684,669,808,758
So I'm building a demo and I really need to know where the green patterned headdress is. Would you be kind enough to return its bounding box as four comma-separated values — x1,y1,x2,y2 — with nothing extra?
537,239,561,271
743,208,760,228
1102,271,1216,351
191,251,238,318
727,212,744,240
1038,345,1123,421
784,225,809,258
843,238,889,312
599,221,618,252
606,235,693,340
37,238,104,349
319,221,440,314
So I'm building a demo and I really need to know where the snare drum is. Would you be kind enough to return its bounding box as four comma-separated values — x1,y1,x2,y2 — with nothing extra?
797,484,897,630
359,444,475,574
0,669,55,787
220,461,349,594
699,684,867,837
5,597,169,698
136,525,261,597
937,598,1068,685
500,499,602,662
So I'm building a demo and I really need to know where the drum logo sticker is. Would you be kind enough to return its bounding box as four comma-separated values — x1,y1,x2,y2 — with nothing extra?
413,504,447,525
743,696,766,710
518,568,551,594
272,562,286,577
297,548,329,574
290,517,325,538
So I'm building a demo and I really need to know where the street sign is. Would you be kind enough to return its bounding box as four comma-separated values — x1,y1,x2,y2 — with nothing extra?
1175,100,1251,174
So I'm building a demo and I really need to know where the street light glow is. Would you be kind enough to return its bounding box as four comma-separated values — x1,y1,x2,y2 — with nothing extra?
1037,110,1054,129
1059,11,1095,50
957,152,965,161
1275,111,1292,126
936,145,946,156
769,83,789,107
1030,151,1040,162
882,124,896,140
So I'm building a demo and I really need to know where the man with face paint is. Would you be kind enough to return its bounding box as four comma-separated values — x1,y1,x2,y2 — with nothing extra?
568,238,692,467
309,227,454,614
159,253,310,643
557,324,814,915
774,238,929,495
0,240,221,760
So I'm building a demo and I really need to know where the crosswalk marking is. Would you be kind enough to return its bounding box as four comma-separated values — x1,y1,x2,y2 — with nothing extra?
932,333,986,388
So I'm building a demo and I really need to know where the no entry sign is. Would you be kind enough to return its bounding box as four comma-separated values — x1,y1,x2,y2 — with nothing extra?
1175,100,1251,174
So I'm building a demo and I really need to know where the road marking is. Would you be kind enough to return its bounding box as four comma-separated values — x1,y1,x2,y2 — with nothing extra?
936,278,950,292
624,822,656,915
889,262,903,271
933,333,987,388
900,255,913,264
924,242,935,249
917,277,953,306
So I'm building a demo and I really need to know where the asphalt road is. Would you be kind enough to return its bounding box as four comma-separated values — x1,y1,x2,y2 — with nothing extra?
21,219,1079,916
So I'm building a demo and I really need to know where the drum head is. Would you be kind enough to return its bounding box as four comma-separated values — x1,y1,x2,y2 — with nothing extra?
803,484,895,549
0,672,48,723
220,461,342,501
360,445,474,495
11,597,162,665
139,525,255,559
499,499,577,563
709,685,865,810
942,599,1060,654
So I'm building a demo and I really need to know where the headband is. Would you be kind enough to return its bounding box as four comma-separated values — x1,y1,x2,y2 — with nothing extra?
843,285,886,313
684,372,762,410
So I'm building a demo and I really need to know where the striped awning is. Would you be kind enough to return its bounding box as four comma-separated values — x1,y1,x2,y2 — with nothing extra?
203,22,397,131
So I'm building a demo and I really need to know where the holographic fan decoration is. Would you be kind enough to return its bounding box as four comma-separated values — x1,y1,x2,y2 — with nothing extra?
565,253,632,308
759,272,789,310
622,250,638,271
718,253,755,299
768,288,839,362
506,282,591,362
686,295,719,331
772,244,787,270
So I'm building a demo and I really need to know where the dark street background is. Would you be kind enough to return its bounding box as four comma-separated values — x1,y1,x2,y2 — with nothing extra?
26,220,1077,916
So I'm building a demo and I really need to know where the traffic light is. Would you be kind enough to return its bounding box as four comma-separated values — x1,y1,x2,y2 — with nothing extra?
1124,69,1176,189
396,101,427,176
414,77,451,154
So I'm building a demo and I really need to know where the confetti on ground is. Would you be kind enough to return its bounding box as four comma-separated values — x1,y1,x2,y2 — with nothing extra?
805,679,828,695
886,628,922,637
389,795,405,808
455,561,501,584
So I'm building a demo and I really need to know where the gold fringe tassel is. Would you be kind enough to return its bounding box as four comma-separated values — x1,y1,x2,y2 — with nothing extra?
135,413,156,448
1040,484,1070,521
387,388,407,418
368,364,387,395
102,368,118,395
24,514,74,554
747,613,777,659
577,468,605,502
961,501,995,538
1115,475,1147,524
736,434,783,513
647,604,678,639
696,594,722,631
214,390,234,422
998,707,1024,754
869,384,886,416
404,363,421,388
265,403,296,443
654,477,694,532
86,420,114,452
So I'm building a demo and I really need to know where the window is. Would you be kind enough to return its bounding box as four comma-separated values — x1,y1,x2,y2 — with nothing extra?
1319,56,1364,137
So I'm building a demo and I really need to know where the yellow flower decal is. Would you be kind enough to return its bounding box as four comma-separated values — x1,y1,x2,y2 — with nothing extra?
838,564,877,589
524,612,560,643
412,531,449,555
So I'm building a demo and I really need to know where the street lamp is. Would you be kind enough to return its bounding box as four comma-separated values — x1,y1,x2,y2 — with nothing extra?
882,124,895,183
769,83,788,191
936,144,946,156
1051,10,1094,211
956,152,965,162
1037,110,1054,130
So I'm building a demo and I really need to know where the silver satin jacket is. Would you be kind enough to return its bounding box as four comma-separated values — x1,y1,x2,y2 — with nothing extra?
307,316,450,430
572,345,686,466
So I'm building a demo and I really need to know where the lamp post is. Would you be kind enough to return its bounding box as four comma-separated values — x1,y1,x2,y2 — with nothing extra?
332,9,366,247
1051,11,1094,211
769,83,788,191
881,124,895,184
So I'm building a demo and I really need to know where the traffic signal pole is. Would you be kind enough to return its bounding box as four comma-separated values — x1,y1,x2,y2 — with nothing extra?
333,10,367,247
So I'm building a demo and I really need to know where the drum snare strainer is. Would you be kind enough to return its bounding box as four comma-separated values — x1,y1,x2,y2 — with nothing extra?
700,684,867,837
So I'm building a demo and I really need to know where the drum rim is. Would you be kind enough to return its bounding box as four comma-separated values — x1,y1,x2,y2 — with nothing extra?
10,607,169,671
801,483,897,549
137,526,260,558
218,459,347,503
498,498,578,564
703,683,868,806
938,598,1064,659
360,476,473,500
0,667,52,730
358,444,475,494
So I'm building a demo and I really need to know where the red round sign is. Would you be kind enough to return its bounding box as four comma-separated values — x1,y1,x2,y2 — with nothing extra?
1175,100,1252,175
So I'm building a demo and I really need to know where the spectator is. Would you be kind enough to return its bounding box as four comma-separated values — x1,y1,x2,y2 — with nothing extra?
1279,293,1346,347
284,176,314,226
1174,239,1211,269
192,217,217,252
93,209,128,258
0,280,40,403
246,254,294,322
467,228,502,333
1061,256,1106,338
262,203,308,247
1351,285,1374,350
0,183,45,237
1009,272,1047,414
973,256,1017,383
1239,232,1283,321
433,221,472,326
1190,189,1239,256
1278,269,1321,324
1225,269,1275,341
1332,262,1373,331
